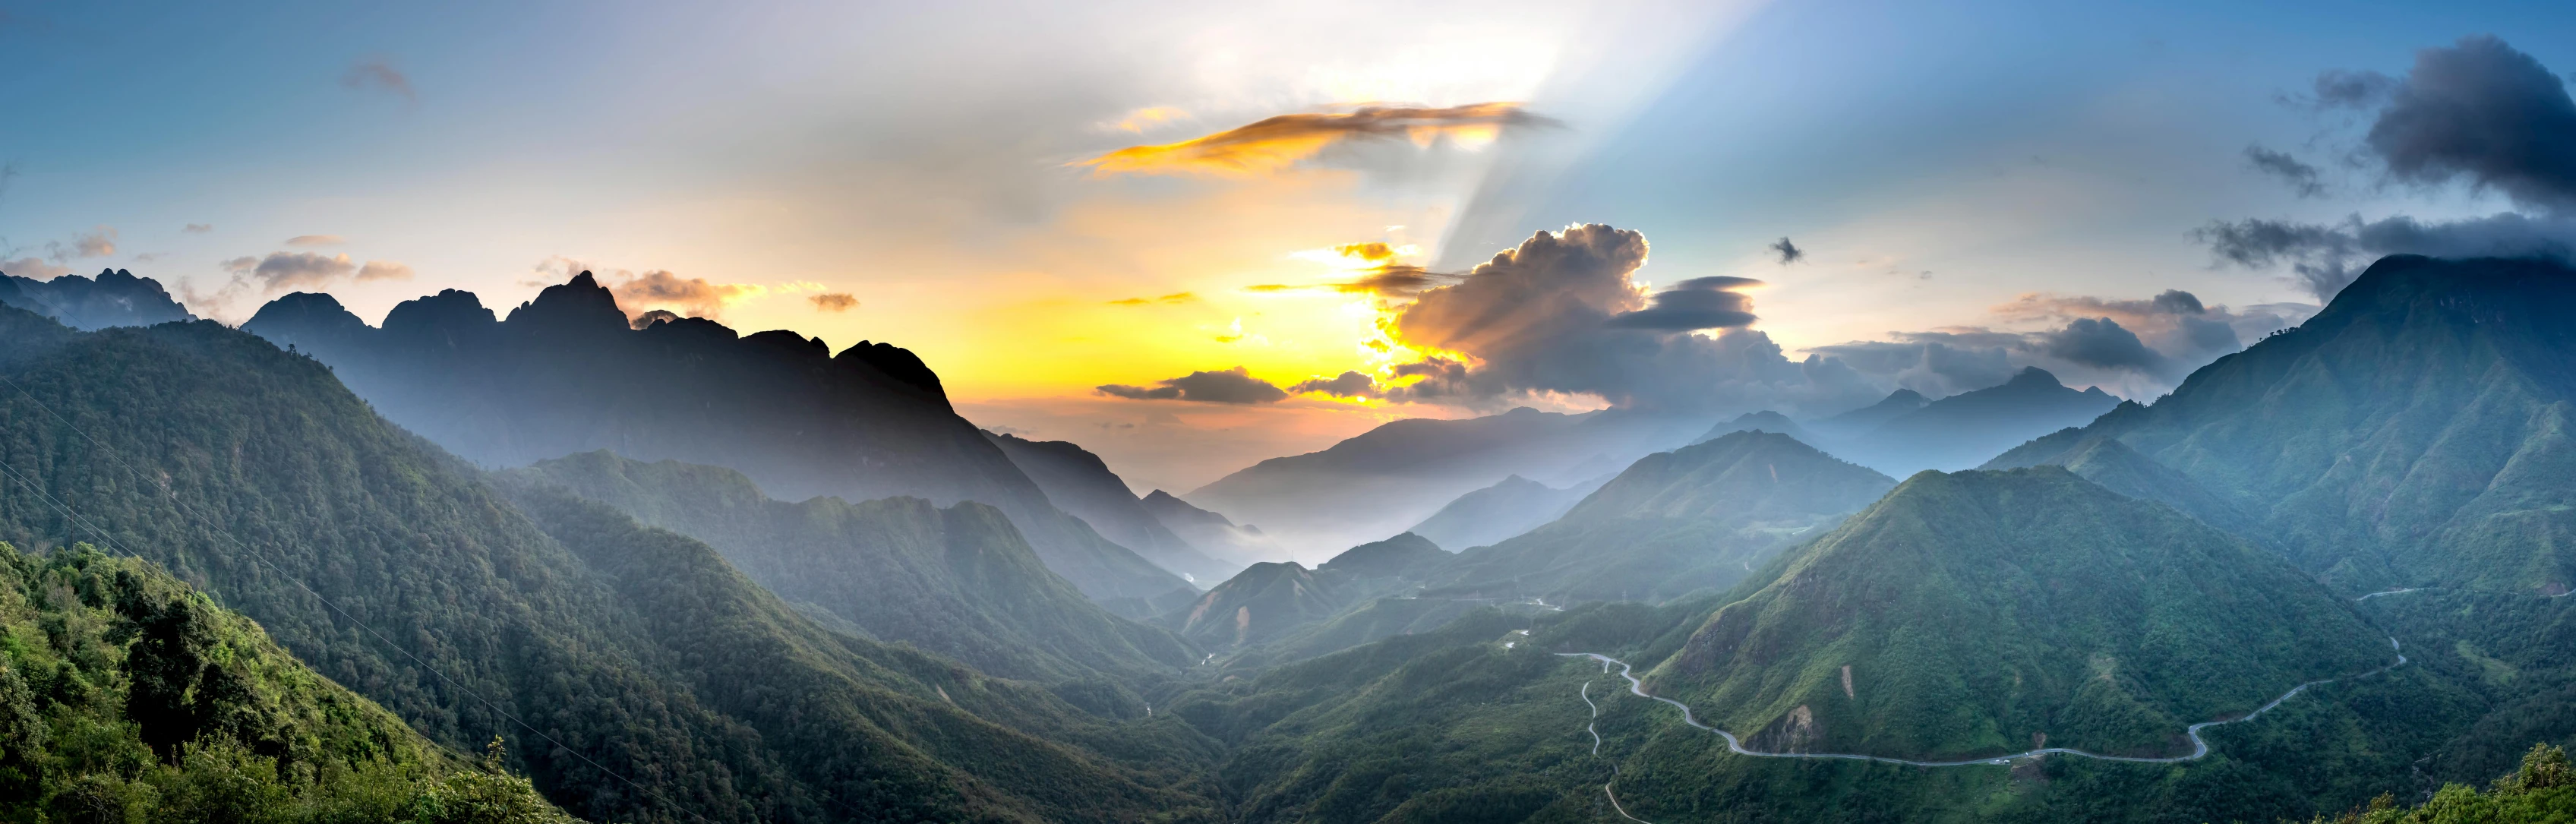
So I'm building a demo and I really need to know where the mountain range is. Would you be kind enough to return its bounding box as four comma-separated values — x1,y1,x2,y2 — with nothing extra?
1987,254,2576,595
984,431,1239,584
1182,406,1711,557
0,268,195,330
1654,466,2389,760
240,275,1195,615
0,306,1220,822
508,450,1201,683
1428,430,1898,604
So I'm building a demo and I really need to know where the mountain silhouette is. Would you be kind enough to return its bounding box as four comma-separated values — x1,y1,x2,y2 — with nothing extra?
242,275,1192,614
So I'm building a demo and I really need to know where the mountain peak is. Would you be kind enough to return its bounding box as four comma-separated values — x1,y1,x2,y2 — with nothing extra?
2003,365,2062,389
507,272,628,331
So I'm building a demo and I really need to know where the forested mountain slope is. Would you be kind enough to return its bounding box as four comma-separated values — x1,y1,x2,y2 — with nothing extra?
985,431,1238,584
0,308,1220,822
1654,467,2390,761
240,276,1191,614
511,450,1199,683
1431,431,1896,603
1985,255,2576,594
0,544,573,822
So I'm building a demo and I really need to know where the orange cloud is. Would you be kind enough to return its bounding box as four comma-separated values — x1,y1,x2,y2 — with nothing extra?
810,292,859,312
1076,103,1553,176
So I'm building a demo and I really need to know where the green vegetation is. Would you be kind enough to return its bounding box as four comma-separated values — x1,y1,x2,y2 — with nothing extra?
2303,743,2575,823
510,450,1198,683
0,308,1220,822
1656,467,2390,760
1986,255,2576,595
1430,431,1896,603
0,542,572,823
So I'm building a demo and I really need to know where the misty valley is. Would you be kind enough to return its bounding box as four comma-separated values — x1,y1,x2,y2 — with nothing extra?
8,11,2576,822
0,251,2571,823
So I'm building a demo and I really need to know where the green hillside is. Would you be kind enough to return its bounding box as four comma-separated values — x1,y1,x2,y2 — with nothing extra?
0,308,1219,822
1653,467,2391,761
1984,255,2576,595
510,450,1199,684
1164,563,1348,649
0,543,571,823
1432,431,1896,603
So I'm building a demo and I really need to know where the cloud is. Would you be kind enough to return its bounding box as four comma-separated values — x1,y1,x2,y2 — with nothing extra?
605,270,766,320
2365,36,2576,212
2281,68,2398,109
182,223,213,234
342,58,415,101
1769,237,1803,264
1096,366,1290,404
2244,145,2326,197
1287,371,1380,398
2197,211,2576,297
1812,289,2311,397
2207,37,2576,297
810,292,859,311
45,226,117,260
1606,275,1760,330
1107,292,1195,305
1377,223,1878,414
0,257,74,280
1110,106,1188,133
2035,317,2166,372
1076,103,1555,176
215,251,413,294
285,234,345,246
356,260,413,281
224,251,354,291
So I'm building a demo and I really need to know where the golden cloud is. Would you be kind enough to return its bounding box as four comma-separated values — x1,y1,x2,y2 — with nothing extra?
1076,103,1552,176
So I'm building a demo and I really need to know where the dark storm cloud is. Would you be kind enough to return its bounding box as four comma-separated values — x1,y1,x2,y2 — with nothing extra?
2211,37,2576,298
1287,371,1380,397
2366,36,2576,212
1097,366,1290,404
2244,145,2326,197
2198,211,2576,298
2035,317,2166,373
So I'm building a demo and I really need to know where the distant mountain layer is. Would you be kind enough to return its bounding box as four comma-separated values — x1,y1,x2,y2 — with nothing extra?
0,268,194,329
1655,467,2389,761
1432,431,1897,603
985,431,1238,584
1405,474,1601,551
1984,255,2576,594
1186,406,1709,557
1842,367,2118,475
0,308,1219,822
241,276,1191,614
510,450,1201,682
1140,489,1279,566
0,545,573,822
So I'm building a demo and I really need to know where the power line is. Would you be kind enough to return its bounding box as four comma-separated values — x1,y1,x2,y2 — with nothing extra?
0,368,718,824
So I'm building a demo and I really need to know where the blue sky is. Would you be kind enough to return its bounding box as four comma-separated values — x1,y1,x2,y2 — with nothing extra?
3,0,2570,488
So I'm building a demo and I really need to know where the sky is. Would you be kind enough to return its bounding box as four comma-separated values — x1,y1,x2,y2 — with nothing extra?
3,0,2573,493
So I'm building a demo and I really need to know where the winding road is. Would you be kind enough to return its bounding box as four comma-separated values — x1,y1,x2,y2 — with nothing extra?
1558,635,2408,769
